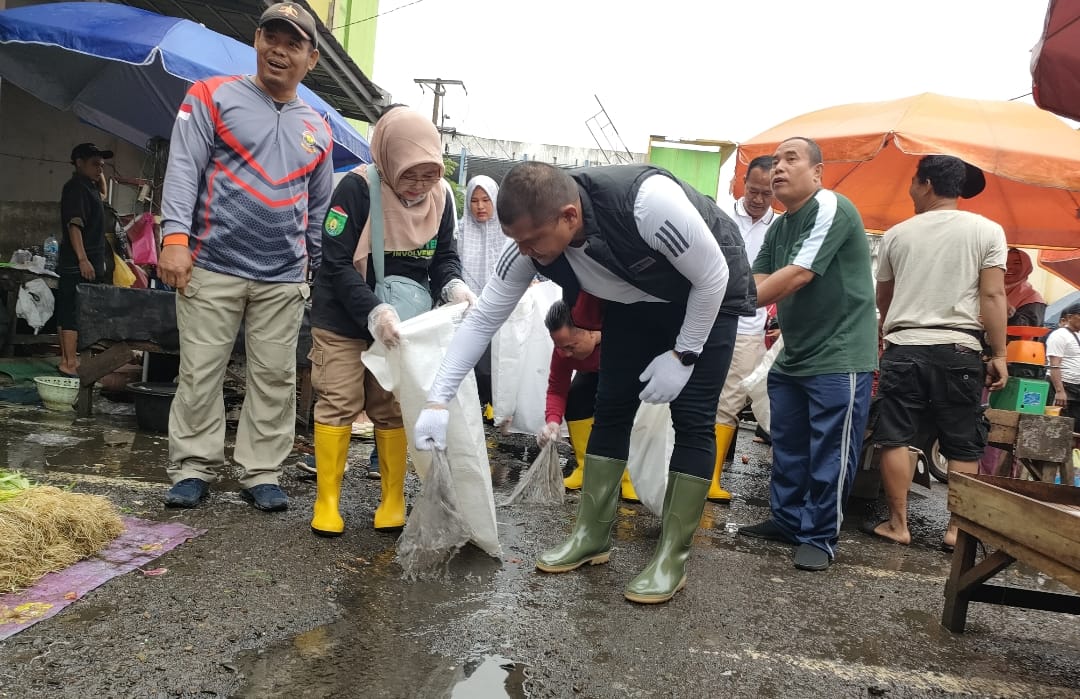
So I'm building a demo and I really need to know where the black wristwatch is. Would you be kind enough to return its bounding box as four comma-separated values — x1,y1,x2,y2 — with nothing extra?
674,350,699,366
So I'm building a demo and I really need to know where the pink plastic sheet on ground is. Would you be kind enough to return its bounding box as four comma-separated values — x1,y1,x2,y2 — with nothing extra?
0,517,204,640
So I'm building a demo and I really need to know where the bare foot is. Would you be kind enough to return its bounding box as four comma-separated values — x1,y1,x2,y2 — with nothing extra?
942,524,958,549
58,363,79,377
870,520,912,545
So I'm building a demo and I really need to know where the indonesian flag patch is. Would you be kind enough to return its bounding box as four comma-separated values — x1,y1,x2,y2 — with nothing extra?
324,206,348,236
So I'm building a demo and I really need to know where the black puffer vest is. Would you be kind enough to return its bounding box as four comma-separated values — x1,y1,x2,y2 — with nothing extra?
533,165,756,317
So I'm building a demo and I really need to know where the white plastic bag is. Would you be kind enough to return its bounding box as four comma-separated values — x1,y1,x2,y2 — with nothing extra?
16,278,55,334
396,448,473,580
626,402,673,516
362,303,501,556
739,335,784,395
491,280,562,435
500,442,564,507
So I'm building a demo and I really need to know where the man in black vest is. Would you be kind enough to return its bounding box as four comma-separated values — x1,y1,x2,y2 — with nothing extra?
414,161,755,603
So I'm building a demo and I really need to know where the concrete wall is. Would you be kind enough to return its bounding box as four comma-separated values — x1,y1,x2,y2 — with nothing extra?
0,83,145,257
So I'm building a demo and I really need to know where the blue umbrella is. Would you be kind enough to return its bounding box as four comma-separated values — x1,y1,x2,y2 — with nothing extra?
0,2,369,167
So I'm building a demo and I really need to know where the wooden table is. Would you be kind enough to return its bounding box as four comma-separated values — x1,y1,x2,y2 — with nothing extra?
942,473,1080,632
0,265,59,355
985,407,1075,484
74,284,315,426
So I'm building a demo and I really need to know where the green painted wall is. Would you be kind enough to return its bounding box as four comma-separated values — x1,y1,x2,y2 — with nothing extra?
647,147,727,199
313,0,379,136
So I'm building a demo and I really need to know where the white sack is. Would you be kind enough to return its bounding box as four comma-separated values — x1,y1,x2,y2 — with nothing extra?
362,303,501,556
16,278,54,334
491,280,562,435
626,402,673,516
739,335,784,395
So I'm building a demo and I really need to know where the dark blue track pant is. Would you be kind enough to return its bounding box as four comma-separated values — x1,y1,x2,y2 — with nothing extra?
768,370,873,558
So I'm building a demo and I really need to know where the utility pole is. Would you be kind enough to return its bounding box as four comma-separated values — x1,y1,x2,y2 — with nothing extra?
414,78,467,135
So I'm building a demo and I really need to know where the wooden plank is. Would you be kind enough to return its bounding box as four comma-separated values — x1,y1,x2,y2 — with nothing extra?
971,474,1080,507
969,584,1080,615
942,528,980,633
986,407,1019,448
957,549,1015,591
1015,413,1073,462
954,516,1080,593
949,474,1080,571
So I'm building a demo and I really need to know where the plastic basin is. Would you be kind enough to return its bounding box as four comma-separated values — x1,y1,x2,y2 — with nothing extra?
34,376,80,411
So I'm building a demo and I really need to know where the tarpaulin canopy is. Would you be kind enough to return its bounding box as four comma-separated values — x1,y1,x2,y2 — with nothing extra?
0,2,370,167
1031,0,1080,122
734,92,1080,248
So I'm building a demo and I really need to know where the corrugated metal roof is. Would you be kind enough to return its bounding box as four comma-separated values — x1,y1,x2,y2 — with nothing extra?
110,0,389,123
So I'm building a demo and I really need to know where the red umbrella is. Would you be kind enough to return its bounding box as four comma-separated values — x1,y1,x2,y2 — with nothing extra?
1031,0,1080,121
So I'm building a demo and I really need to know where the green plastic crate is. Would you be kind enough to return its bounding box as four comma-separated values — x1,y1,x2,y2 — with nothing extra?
988,377,1049,414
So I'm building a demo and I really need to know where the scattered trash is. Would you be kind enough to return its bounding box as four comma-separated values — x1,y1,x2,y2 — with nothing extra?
723,522,739,535
397,449,473,581
139,567,167,577
63,592,77,600
499,443,563,507
741,455,750,464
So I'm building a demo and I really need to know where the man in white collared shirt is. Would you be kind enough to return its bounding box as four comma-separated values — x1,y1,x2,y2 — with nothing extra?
708,155,777,501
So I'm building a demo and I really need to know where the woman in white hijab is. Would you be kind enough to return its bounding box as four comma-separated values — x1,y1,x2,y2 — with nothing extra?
458,175,505,410
457,175,504,295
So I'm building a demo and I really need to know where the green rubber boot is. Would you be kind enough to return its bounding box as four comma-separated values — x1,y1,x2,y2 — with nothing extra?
624,472,710,604
536,455,625,573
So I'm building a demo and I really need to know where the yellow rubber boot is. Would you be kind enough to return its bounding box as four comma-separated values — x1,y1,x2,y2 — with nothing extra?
563,418,593,490
708,424,737,502
373,427,408,530
620,468,640,502
310,423,352,537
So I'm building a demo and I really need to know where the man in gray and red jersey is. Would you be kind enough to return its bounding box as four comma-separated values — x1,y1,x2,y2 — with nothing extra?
158,2,333,512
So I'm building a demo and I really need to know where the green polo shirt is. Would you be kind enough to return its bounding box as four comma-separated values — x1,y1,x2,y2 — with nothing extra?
752,189,878,376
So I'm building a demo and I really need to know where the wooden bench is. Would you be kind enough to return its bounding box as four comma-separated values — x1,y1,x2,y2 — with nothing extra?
942,474,1080,633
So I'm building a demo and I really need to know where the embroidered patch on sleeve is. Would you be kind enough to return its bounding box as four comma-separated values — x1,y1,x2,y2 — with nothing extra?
324,206,348,236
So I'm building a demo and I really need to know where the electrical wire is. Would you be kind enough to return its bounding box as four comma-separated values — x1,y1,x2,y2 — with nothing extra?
330,0,430,30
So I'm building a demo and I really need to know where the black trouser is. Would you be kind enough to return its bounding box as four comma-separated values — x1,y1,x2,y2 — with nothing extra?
475,343,493,406
564,371,599,422
589,301,738,479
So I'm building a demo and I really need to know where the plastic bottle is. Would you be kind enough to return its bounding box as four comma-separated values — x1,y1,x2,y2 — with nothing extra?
43,235,59,272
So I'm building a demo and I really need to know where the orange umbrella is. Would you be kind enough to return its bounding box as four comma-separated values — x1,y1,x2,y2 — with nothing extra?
734,92,1080,247
1038,248,1080,287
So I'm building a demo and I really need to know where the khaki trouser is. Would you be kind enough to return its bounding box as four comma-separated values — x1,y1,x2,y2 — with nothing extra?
168,266,307,487
309,327,402,429
715,332,771,431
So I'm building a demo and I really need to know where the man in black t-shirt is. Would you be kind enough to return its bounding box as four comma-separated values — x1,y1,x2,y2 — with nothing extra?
57,143,112,376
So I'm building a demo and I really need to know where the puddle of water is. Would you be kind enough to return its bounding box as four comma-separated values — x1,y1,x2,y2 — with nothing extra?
450,654,528,698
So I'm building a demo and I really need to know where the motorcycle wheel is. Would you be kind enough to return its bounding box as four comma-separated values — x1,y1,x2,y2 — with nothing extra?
927,440,949,483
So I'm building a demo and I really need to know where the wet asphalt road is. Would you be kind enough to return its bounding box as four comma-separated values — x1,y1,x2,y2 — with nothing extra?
0,400,1078,698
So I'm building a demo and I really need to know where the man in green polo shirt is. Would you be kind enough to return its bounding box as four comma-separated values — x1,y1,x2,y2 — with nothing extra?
737,136,878,571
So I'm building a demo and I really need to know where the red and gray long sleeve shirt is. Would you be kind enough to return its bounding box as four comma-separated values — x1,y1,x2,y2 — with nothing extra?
161,75,333,283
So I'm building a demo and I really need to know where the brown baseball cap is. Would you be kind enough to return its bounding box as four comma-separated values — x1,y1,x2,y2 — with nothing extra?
259,2,318,49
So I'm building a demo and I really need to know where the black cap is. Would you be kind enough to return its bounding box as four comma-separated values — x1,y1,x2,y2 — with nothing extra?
259,2,318,49
1063,302,1080,318
960,162,986,199
70,143,114,163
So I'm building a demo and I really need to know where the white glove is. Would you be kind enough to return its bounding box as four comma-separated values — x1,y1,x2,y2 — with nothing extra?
442,278,477,306
414,404,449,451
537,421,561,448
638,351,694,404
367,303,401,348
